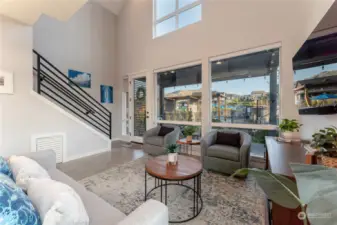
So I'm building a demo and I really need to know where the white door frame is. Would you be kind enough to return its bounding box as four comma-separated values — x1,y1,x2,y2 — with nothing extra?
128,72,152,143
121,91,129,137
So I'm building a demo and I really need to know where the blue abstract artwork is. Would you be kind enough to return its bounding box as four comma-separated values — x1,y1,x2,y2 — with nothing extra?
100,85,113,104
68,69,91,88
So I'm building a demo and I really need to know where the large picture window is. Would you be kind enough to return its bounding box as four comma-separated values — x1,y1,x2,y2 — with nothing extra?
156,65,202,123
153,0,201,38
211,48,280,127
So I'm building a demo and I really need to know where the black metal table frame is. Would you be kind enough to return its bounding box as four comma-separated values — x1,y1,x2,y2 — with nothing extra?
180,143,194,155
144,171,203,223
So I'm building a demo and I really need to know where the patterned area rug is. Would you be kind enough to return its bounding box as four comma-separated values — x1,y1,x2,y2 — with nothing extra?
79,156,266,225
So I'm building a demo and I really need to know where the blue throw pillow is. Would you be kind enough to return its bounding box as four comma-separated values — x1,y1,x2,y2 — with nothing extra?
0,173,42,225
0,157,13,180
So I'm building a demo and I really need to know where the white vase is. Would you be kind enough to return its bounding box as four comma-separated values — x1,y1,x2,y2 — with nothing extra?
282,131,296,141
186,135,192,142
168,153,178,164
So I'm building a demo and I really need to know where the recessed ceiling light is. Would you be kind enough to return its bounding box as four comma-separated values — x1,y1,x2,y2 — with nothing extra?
216,61,222,65
171,71,175,73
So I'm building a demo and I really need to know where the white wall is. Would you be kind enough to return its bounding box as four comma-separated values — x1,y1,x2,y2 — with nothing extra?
0,15,109,159
33,2,120,137
116,0,335,139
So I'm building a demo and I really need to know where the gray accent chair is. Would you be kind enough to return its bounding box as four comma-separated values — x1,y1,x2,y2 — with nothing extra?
201,130,252,175
143,125,180,155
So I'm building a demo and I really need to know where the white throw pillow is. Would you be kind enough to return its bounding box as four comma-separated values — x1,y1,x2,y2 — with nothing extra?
9,155,50,190
27,178,89,225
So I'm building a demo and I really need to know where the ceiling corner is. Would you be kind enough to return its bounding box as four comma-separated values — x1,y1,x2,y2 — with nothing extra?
91,0,127,15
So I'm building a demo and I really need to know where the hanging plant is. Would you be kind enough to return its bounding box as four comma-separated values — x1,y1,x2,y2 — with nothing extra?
136,86,146,100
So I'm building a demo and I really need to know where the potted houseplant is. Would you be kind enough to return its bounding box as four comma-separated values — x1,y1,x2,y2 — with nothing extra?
311,126,337,167
166,144,179,165
232,164,337,225
279,118,302,141
183,126,198,142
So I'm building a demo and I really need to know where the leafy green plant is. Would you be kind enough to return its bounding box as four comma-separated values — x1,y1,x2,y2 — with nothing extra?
279,119,302,132
183,126,198,136
165,144,179,154
311,126,337,157
311,126,337,149
232,164,337,225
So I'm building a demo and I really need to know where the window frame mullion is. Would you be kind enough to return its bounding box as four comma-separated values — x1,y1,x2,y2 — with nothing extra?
175,0,179,30
153,0,201,38
155,0,201,25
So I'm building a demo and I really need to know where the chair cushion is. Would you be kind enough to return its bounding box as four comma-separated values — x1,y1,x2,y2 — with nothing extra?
216,132,241,147
158,126,174,137
207,144,240,161
145,136,164,146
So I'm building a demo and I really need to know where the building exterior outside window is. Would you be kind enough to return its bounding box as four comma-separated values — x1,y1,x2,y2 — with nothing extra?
157,65,202,123
211,48,280,126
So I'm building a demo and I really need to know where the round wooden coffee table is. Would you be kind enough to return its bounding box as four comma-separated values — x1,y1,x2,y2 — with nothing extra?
176,138,200,155
145,155,203,223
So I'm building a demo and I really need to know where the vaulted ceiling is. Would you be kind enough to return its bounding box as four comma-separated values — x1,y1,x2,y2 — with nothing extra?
90,0,127,15
314,0,337,33
0,0,88,25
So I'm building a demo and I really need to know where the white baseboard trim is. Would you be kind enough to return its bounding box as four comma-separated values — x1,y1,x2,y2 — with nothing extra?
31,91,111,142
64,148,110,162
110,138,121,143
119,135,131,142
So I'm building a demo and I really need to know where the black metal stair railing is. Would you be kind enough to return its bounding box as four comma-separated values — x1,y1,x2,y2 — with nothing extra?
33,50,112,138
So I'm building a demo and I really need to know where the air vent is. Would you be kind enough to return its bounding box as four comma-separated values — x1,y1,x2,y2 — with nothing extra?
31,133,65,163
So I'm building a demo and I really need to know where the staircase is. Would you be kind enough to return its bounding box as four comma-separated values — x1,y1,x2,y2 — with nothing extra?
33,50,112,138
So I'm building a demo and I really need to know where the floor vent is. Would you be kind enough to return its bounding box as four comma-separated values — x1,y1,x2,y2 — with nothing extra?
31,133,65,163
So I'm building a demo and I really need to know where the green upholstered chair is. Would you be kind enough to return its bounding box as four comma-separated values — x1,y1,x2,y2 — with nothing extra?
201,130,252,175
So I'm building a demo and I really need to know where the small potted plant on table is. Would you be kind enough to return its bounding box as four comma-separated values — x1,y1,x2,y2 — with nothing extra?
166,144,179,165
311,126,337,168
183,126,198,142
279,118,302,141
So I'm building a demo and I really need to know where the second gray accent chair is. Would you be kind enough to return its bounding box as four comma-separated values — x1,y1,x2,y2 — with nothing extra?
201,130,252,175
143,125,180,155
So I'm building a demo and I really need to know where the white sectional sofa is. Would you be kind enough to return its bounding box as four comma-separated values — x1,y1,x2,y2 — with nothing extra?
20,150,169,225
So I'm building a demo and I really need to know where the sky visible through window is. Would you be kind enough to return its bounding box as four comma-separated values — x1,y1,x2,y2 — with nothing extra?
154,0,201,37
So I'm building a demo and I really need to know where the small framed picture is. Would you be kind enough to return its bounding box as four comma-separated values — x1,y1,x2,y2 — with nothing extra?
68,69,91,88
100,85,113,104
0,70,14,94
